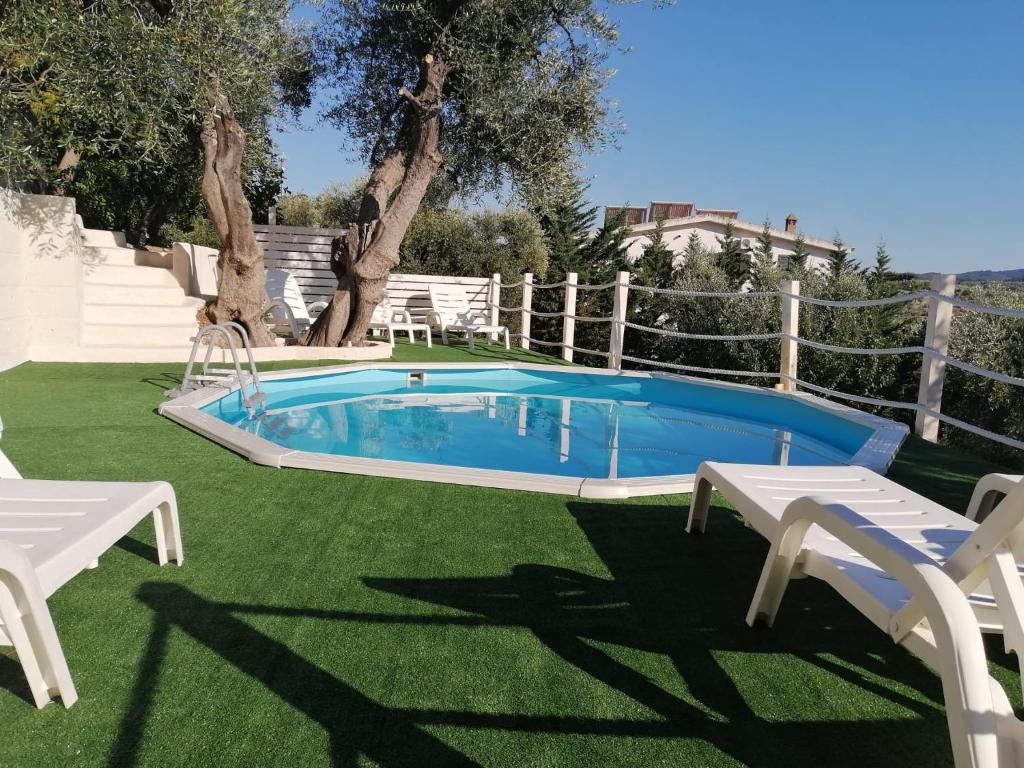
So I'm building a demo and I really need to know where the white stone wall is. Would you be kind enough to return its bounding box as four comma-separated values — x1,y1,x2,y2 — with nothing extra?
0,189,85,370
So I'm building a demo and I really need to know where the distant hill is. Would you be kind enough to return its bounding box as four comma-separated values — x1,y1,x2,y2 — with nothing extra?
918,268,1024,283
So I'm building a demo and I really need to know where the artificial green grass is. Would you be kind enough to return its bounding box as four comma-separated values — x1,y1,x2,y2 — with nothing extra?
0,342,1017,767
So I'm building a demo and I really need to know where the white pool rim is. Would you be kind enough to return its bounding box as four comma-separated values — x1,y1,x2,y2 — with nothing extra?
158,362,909,499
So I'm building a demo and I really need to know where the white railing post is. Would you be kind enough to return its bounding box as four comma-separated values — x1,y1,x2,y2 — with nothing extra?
778,279,800,392
915,273,956,441
489,273,501,341
562,271,577,362
607,270,629,370
521,273,533,350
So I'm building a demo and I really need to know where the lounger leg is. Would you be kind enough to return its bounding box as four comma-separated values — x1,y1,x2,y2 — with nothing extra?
425,327,433,348
686,476,715,534
503,328,510,350
407,328,414,343
0,573,78,708
745,520,811,628
441,327,448,345
467,331,475,350
152,499,184,567
85,559,99,570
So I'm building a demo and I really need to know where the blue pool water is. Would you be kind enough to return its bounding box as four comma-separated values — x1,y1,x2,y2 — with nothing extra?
201,367,873,479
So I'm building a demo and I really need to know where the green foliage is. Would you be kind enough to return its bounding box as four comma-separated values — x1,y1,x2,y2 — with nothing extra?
944,283,1024,465
315,0,665,205
400,209,548,280
159,214,223,250
276,178,369,229
1,0,310,241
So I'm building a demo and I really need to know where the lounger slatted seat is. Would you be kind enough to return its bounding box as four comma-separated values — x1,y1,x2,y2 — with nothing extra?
0,432,182,709
687,462,1024,768
427,283,509,350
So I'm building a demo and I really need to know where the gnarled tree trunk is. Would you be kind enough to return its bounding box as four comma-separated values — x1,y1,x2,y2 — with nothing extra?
304,53,449,347
197,93,276,347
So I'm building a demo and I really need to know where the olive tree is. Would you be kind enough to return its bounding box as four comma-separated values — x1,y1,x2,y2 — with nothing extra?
306,0,662,346
1,0,310,345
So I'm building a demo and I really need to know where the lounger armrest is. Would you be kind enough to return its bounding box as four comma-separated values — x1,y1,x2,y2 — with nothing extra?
966,474,1023,522
394,309,413,324
307,301,328,318
264,300,300,339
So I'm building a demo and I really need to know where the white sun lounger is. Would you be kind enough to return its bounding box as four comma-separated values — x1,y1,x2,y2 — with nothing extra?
687,462,1024,767
369,293,432,347
0,431,182,709
265,268,328,338
427,283,509,350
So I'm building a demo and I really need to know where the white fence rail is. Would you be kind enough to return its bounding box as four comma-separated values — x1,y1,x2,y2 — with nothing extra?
488,270,1024,453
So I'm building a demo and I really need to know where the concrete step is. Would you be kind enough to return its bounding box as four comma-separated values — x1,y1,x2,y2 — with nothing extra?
83,263,183,288
82,301,203,325
81,321,199,347
81,229,128,248
84,283,197,306
83,245,171,268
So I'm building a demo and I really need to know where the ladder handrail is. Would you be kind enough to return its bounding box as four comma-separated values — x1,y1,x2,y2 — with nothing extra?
177,323,264,416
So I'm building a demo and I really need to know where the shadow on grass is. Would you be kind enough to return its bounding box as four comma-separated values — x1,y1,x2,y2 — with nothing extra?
105,502,962,767
139,373,182,392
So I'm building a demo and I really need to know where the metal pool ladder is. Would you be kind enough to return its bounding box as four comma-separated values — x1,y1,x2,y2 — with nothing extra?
167,322,266,416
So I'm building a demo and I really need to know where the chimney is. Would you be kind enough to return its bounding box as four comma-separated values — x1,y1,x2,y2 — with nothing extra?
785,213,798,234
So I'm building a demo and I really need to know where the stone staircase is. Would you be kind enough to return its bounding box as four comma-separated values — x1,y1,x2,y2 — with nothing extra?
77,229,206,361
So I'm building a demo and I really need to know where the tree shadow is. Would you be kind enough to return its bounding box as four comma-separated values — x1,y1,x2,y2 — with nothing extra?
125,583,481,768
104,499,963,766
115,579,953,768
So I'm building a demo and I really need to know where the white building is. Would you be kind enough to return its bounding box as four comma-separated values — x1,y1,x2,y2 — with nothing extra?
607,201,845,272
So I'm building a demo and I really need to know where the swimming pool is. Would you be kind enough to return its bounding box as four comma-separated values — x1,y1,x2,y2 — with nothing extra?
159,363,908,497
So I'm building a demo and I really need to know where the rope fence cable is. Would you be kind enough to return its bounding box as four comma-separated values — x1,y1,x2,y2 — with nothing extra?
530,280,568,289
621,354,781,379
565,314,614,323
929,292,1024,320
624,320,781,342
487,272,1024,450
629,286,781,299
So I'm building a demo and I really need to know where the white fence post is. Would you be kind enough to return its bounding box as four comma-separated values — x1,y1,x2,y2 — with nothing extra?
915,273,957,442
778,279,800,392
607,270,630,370
489,273,501,335
562,271,577,363
521,273,533,351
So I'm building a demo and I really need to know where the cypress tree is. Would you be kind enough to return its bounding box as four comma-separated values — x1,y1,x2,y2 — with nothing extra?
788,231,811,274
716,220,748,288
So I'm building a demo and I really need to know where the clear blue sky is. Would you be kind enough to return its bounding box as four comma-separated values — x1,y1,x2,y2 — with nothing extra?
275,0,1024,273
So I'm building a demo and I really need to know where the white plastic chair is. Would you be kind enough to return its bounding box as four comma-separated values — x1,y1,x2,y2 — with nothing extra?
687,462,1024,767
368,294,432,347
0,423,183,708
265,268,328,337
427,283,509,350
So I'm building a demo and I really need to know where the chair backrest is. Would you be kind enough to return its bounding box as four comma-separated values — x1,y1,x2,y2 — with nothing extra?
428,283,471,323
369,294,394,324
0,416,22,479
266,269,312,327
